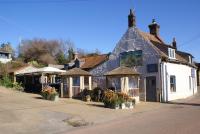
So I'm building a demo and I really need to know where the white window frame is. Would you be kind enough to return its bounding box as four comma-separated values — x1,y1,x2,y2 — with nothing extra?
168,48,176,59
170,75,176,92
189,76,192,90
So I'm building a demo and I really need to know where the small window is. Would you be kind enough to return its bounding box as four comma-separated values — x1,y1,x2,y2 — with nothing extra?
147,64,158,73
168,48,175,59
170,75,176,92
189,76,192,90
73,77,80,86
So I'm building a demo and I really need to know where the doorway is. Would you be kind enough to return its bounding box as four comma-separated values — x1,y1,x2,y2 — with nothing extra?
146,76,157,102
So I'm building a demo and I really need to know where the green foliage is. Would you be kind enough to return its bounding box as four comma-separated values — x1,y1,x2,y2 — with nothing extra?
67,47,74,62
102,90,135,108
28,60,45,67
102,90,118,108
41,86,58,101
91,87,104,102
81,88,92,101
0,75,13,88
56,52,67,64
13,82,24,91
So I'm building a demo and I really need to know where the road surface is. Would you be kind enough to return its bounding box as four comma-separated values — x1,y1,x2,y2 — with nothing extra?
67,92,200,134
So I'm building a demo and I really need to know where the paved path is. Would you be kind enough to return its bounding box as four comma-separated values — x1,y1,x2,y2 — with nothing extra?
0,87,161,134
67,93,200,134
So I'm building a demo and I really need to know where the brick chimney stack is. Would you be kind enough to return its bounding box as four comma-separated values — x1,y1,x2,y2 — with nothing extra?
148,19,160,36
128,9,136,28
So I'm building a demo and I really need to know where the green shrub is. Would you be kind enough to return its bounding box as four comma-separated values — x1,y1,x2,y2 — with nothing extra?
0,75,13,88
91,87,104,102
13,82,24,91
102,90,118,108
102,90,135,108
81,88,92,101
41,86,58,101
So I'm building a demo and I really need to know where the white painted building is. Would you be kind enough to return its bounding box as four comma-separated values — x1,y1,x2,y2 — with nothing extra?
0,51,12,63
88,9,197,102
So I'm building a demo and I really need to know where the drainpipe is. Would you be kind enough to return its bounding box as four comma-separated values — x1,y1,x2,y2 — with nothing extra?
159,59,162,102
160,61,165,102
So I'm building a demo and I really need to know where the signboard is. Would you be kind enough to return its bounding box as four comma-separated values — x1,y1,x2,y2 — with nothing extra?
120,50,143,67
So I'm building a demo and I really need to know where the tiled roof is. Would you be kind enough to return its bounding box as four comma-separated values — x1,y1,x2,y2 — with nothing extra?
80,54,109,70
138,30,193,65
62,68,91,76
104,66,140,76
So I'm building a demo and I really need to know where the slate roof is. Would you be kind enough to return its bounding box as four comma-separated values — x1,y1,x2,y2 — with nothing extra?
138,30,195,66
80,54,109,70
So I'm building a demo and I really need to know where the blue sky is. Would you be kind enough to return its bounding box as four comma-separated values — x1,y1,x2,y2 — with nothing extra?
0,0,200,62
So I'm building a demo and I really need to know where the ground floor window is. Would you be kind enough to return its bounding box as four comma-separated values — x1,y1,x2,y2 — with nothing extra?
189,76,192,90
170,75,176,92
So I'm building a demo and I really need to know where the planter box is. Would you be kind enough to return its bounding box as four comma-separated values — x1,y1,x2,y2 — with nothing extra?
53,95,59,102
121,103,126,109
113,104,120,110
125,102,134,109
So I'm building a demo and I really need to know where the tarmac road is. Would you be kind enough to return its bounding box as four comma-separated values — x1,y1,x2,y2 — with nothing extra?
67,91,200,134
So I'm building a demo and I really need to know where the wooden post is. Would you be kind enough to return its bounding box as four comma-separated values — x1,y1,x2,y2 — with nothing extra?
121,77,125,92
13,73,16,83
125,77,129,93
89,76,92,90
60,82,63,98
80,76,85,91
69,77,73,98
41,73,44,89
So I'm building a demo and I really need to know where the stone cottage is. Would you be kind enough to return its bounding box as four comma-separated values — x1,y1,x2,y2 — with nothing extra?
84,9,198,102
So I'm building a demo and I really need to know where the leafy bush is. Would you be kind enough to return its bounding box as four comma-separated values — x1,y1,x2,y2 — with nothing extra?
0,75,13,88
117,92,129,102
81,88,92,101
102,90,118,108
41,86,58,101
102,90,135,108
91,87,104,102
13,82,24,91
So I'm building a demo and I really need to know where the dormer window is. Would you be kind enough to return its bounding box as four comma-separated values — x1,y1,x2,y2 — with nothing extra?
168,48,175,59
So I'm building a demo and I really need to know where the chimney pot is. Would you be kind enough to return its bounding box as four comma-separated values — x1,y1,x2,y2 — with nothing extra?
128,9,136,28
172,37,177,49
148,19,160,36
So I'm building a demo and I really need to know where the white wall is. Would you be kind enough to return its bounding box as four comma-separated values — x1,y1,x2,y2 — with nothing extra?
0,58,12,63
163,62,197,101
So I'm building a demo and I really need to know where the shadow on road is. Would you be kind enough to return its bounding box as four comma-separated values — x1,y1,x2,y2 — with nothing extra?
167,102,200,107
86,104,105,108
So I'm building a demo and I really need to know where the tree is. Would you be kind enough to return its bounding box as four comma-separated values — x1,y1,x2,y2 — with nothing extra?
56,52,67,64
19,38,63,65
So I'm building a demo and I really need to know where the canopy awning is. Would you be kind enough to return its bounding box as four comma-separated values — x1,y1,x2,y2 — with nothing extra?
16,66,66,75
36,67,66,74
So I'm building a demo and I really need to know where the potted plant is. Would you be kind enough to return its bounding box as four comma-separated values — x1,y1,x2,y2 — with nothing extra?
41,86,59,101
85,95,91,102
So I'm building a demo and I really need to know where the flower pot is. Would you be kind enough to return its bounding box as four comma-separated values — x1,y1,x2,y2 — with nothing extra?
114,104,120,110
125,102,134,109
54,95,59,101
121,103,126,109
85,95,91,102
